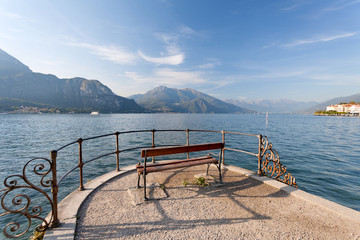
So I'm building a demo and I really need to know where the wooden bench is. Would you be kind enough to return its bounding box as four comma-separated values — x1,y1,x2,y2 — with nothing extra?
136,142,224,200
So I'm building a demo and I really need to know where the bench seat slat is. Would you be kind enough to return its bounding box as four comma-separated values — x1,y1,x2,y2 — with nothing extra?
137,156,213,168
137,157,218,174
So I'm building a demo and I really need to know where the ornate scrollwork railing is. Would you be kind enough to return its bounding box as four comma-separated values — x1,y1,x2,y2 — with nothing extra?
0,129,298,239
259,135,297,187
0,157,54,238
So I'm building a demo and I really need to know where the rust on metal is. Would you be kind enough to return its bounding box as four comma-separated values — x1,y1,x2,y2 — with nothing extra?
1,128,298,238
0,157,54,238
49,150,60,228
78,138,84,191
151,129,156,163
115,132,120,172
259,135,297,187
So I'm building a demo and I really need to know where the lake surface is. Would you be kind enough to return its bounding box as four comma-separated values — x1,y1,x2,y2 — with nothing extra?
0,113,359,238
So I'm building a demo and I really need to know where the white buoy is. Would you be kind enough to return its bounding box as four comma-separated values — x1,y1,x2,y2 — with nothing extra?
266,112,268,125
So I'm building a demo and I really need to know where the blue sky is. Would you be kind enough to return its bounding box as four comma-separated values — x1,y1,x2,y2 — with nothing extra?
0,0,359,102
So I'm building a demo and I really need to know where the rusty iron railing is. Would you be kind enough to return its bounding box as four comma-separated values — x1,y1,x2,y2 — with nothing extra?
0,129,297,238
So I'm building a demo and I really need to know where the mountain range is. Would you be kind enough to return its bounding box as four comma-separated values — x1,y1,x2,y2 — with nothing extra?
225,98,319,113
1,48,359,114
129,86,254,113
0,48,143,113
302,93,360,113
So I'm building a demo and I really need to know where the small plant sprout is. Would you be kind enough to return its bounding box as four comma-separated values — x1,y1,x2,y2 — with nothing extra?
194,177,208,187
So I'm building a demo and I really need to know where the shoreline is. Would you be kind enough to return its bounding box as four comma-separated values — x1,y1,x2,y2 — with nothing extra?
314,113,360,117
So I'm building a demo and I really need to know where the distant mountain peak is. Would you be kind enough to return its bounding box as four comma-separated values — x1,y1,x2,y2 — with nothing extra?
153,85,168,91
133,86,254,113
182,87,194,91
0,49,144,113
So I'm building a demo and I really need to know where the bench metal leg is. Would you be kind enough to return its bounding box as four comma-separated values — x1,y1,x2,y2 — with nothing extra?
137,173,141,188
218,165,222,183
143,172,148,201
206,163,211,175
207,163,222,183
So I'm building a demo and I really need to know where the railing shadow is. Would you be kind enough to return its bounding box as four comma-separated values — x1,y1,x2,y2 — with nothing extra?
74,165,291,239
1,129,297,239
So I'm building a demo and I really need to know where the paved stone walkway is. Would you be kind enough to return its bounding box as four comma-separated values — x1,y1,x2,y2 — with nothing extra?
74,165,360,240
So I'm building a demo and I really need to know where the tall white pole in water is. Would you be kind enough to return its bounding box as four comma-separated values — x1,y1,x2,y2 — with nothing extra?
266,112,268,125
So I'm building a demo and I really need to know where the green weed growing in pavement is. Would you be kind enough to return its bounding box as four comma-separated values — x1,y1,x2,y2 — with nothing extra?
30,230,44,240
194,177,208,187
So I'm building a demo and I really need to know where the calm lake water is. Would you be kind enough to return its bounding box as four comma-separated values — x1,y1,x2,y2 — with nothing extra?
0,113,359,238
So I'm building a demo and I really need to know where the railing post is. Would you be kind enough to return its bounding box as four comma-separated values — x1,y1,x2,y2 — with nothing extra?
115,132,120,171
152,129,156,163
186,129,190,159
222,130,226,165
78,138,84,190
257,134,263,175
50,150,60,227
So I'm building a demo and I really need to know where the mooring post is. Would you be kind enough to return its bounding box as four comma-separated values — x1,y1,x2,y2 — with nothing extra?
50,150,60,227
186,129,190,159
78,138,84,190
257,134,263,175
115,132,120,171
152,129,155,163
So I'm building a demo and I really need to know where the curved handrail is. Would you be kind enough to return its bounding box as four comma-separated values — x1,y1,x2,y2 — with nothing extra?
0,129,297,239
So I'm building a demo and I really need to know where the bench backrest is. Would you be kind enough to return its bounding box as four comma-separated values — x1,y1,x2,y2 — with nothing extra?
141,142,224,158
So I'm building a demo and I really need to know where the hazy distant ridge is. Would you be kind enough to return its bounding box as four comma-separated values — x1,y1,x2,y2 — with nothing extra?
303,93,360,113
0,48,143,113
226,98,319,113
2,48,359,114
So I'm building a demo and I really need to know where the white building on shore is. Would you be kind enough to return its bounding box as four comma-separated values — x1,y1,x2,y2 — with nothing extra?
326,104,360,114
349,105,360,114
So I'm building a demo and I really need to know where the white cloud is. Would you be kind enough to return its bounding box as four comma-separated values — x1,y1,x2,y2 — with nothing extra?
311,74,360,85
197,63,216,69
237,96,248,101
138,50,184,65
154,68,205,85
0,9,22,19
156,25,196,44
66,42,137,64
324,0,360,11
0,34,14,40
253,71,308,79
282,4,300,11
124,71,146,83
139,25,196,65
125,68,206,86
197,58,221,69
199,79,233,93
9,28,23,32
283,32,357,47
178,25,196,36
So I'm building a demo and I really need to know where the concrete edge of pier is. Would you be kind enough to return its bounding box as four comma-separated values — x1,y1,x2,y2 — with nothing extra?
224,165,360,223
44,164,360,239
44,165,136,239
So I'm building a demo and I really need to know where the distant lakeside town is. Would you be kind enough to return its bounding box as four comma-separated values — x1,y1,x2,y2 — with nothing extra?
315,102,360,116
